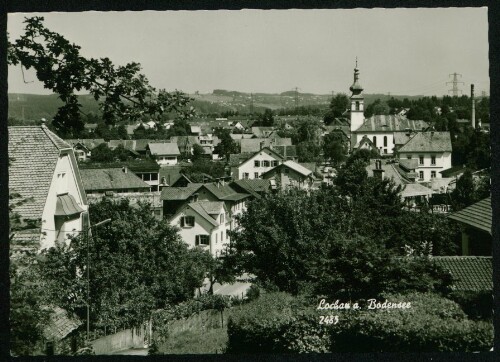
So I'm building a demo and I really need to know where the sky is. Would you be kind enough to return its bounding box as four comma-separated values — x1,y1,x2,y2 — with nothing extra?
7,8,489,97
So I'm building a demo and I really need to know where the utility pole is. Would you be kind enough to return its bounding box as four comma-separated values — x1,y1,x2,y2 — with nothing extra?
249,93,254,115
294,87,299,110
447,73,464,97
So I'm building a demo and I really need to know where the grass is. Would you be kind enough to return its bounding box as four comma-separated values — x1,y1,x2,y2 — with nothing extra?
158,326,228,354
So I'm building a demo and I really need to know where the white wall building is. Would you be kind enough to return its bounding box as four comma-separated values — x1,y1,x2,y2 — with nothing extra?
231,147,284,180
147,142,180,166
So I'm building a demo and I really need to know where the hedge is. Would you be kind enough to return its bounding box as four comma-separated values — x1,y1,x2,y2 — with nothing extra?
226,292,493,353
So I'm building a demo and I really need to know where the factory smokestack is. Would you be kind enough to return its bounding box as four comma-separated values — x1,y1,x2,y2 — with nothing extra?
471,84,476,129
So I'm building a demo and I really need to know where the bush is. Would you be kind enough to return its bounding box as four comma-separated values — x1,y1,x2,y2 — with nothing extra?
332,292,493,352
447,290,492,320
226,292,329,353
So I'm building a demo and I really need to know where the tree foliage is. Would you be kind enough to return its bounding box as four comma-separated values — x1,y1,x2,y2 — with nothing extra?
37,199,208,329
213,128,239,160
324,93,349,124
8,17,194,137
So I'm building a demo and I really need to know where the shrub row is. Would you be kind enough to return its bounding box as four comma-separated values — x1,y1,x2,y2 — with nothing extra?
226,292,493,353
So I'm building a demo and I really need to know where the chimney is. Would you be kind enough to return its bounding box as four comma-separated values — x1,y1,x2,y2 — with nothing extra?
373,159,385,180
260,141,265,150
122,166,127,173
471,84,476,129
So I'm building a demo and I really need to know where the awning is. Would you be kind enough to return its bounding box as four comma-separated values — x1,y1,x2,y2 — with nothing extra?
55,194,85,217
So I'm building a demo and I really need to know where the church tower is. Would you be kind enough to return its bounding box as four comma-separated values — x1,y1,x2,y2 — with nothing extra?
349,59,365,132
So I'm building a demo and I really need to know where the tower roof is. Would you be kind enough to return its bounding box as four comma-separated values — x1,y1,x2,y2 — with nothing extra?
349,59,363,94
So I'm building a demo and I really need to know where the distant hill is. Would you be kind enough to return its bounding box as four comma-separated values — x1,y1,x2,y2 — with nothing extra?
8,91,425,121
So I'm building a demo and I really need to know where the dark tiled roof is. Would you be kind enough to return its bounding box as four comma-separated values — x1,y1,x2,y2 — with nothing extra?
233,179,271,193
43,306,82,341
398,132,452,153
80,159,160,172
440,165,467,177
431,256,492,291
161,183,203,200
202,183,250,201
9,126,67,221
148,142,180,156
448,197,491,233
80,168,151,191
356,115,429,133
398,159,418,171
393,131,413,145
228,152,253,166
159,166,188,186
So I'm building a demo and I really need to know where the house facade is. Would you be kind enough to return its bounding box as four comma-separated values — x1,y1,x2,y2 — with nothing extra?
170,201,230,256
261,160,315,191
9,125,89,252
147,142,180,166
230,147,285,180
397,131,452,182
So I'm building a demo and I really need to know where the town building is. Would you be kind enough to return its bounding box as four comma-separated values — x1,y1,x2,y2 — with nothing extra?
170,201,230,256
9,125,89,252
229,147,285,180
65,139,106,162
79,167,151,195
147,142,181,166
261,160,316,191
396,131,452,182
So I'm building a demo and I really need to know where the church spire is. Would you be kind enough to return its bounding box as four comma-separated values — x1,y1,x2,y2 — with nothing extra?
350,57,363,94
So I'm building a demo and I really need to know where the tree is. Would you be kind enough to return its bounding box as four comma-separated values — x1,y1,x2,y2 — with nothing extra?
324,93,349,124
258,109,275,127
364,99,389,118
214,128,239,160
8,17,194,137
333,158,369,198
38,199,208,329
323,132,347,165
90,143,115,162
191,143,206,163
450,170,476,211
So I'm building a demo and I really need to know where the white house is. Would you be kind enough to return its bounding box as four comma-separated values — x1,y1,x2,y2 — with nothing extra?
9,125,89,252
230,147,285,180
261,160,315,191
397,131,452,182
147,142,181,166
170,201,230,257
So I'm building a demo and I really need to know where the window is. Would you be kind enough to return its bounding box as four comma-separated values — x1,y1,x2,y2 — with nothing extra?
195,235,210,246
151,173,158,181
373,137,377,147
180,216,195,227
272,160,279,167
254,172,259,179
284,168,289,174
215,233,218,243
56,172,67,194
221,231,223,242
243,172,249,179
431,156,436,165
254,160,260,167
263,160,270,167
143,173,151,181
407,155,412,160
383,136,387,147
220,213,225,224
419,171,424,180
431,171,436,178
355,101,360,111
384,149,388,154
419,156,424,165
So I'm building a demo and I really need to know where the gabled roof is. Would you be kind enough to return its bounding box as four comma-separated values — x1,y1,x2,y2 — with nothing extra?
202,183,250,201
398,131,453,153
366,159,410,186
282,160,313,176
431,256,492,291
43,306,82,341
65,139,106,150
228,152,254,166
398,159,418,171
440,165,467,178
400,183,434,198
356,115,429,133
251,126,275,138
148,142,180,156
448,197,491,234
9,126,72,221
80,168,151,191
80,159,160,172
231,179,271,198
159,166,190,186
161,183,204,200
393,131,413,145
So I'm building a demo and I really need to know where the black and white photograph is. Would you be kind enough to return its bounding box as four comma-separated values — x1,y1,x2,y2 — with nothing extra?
6,4,494,356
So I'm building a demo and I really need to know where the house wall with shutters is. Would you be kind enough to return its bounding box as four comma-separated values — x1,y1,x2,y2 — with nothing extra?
235,149,282,180
170,205,229,257
41,151,88,250
398,151,451,182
